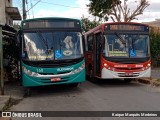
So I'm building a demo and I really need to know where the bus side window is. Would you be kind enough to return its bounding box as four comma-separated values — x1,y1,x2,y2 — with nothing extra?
87,34,94,51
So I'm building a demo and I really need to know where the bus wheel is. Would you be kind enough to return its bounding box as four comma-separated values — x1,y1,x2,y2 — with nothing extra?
69,83,79,88
89,70,95,82
124,79,132,83
24,88,31,97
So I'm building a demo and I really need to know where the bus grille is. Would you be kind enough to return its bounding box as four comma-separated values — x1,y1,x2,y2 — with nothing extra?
39,71,71,75
116,67,141,70
118,72,139,77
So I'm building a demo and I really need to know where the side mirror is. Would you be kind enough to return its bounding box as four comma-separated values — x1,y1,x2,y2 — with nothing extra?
82,35,85,41
101,35,105,45
99,43,102,49
100,36,105,51
82,35,86,52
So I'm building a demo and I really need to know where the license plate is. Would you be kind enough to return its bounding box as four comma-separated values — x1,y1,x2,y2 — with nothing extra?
51,77,61,82
125,73,133,76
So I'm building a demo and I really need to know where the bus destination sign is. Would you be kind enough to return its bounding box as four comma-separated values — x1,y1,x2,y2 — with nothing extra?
23,20,81,29
107,24,148,32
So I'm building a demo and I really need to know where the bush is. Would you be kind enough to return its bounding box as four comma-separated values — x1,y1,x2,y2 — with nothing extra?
150,27,160,67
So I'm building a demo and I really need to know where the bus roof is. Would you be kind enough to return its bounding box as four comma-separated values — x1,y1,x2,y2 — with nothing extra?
84,22,149,35
21,17,81,23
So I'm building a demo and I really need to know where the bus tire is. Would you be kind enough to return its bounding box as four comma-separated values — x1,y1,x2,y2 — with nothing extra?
24,88,32,97
69,83,79,88
124,79,132,83
89,69,95,82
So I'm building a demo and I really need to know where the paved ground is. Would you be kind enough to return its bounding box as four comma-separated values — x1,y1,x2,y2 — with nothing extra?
8,80,160,120
151,68,160,79
0,68,160,120
0,81,24,112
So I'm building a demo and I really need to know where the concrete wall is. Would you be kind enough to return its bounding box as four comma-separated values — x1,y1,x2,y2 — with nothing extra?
0,0,6,25
5,0,13,7
6,13,13,26
0,0,13,25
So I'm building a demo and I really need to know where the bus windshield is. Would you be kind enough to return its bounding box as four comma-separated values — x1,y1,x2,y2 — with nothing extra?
103,33,149,58
23,31,83,61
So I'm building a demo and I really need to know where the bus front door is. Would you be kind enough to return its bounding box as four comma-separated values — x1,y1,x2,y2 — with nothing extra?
94,32,102,77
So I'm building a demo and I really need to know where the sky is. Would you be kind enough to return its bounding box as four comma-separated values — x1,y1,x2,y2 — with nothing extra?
13,0,160,23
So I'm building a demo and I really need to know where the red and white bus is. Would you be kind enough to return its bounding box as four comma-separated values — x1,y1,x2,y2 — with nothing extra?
84,22,151,82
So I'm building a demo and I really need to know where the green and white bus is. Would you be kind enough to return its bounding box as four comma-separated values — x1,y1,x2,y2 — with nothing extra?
18,17,85,91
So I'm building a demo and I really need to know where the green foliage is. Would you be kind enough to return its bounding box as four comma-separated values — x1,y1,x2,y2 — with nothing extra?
81,16,100,32
150,27,160,67
150,28,160,59
2,25,19,80
3,36,19,79
87,0,120,21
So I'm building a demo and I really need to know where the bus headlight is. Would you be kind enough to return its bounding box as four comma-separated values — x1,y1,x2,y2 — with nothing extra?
142,63,151,71
104,63,107,67
23,67,31,75
23,67,39,77
71,63,85,74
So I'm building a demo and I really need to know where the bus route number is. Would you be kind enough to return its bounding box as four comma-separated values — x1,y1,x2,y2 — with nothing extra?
37,69,43,73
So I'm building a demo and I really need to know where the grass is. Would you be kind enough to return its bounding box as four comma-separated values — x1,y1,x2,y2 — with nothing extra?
2,97,22,111
150,79,160,87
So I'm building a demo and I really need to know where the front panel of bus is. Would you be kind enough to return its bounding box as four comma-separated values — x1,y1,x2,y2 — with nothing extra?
20,18,85,87
101,23,151,79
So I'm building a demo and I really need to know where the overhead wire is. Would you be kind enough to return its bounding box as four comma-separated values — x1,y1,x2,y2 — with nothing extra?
14,0,23,18
30,0,35,18
20,0,89,19
33,0,88,9
27,0,41,12
26,0,30,19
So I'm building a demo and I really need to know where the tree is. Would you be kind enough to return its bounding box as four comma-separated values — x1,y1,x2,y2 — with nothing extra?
87,0,116,21
81,16,100,32
88,0,150,22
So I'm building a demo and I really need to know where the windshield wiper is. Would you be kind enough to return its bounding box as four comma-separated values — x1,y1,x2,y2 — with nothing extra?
115,32,126,45
36,31,49,50
36,31,50,59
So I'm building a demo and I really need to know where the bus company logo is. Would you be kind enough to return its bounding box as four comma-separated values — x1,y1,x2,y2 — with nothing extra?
114,65,128,68
128,66,131,70
57,67,74,71
37,68,43,73
135,64,143,67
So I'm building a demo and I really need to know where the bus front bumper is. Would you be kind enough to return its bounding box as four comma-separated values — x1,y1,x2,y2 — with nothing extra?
101,67,151,79
22,69,85,87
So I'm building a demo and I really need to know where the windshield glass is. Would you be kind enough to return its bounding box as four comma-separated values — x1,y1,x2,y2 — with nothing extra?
23,31,83,61
103,33,149,58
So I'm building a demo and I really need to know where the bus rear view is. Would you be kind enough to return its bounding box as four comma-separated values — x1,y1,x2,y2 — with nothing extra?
19,18,85,89
84,22,150,82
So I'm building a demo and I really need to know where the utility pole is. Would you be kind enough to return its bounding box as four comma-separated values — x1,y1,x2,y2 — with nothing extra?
23,0,27,20
0,25,4,95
